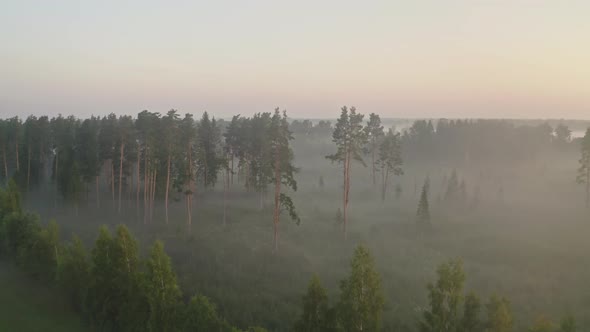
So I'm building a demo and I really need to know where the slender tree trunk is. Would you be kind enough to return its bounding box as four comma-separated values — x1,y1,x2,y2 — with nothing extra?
223,166,227,226
273,151,281,252
96,175,100,208
187,143,193,231
372,143,376,186
186,194,192,233
151,168,157,222
55,152,58,181
230,153,234,185
343,151,351,240
586,169,589,208
15,141,19,172
27,145,31,190
118,142,125,214
2,146,7,181
165,153,171,224
111,161,115,208
144,153,149,224
381,167,386,202
136,149,140,218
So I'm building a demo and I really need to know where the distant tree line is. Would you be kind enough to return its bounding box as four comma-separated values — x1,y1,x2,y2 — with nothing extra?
0,109,299,251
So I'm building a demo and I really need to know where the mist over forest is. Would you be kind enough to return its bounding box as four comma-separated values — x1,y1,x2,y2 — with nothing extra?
0,109,589,332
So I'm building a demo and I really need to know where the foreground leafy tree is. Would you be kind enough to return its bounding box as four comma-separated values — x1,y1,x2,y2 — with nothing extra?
294,275,334,332
576,128,590,207
559,313,576,332
338,245,384,332
485,295,513,332
420,259,465,332
326,106,367,239
88,226,116,328
269,109,299,251
59,235,91,313
111,225,146,331
459,292,482,332
145,241,182,332
182,294,237,332
529,316,554,332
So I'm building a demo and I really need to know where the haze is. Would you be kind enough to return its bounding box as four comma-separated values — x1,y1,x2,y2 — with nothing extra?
2,0,589,119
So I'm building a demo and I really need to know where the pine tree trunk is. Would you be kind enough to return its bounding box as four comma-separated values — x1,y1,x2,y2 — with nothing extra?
144,153,148,224
96,175,100,208
273,150,281,252
586,169,590,208
165,153,170,224
3,146,7,181
381,169,389,202
372,144,376,186
187,143,193,230
27,146,31,190
343,151,350,240
223,165,229,226
15,141,19,172
111,161,115,208
136,149,140,218
230,153,234,185
118,142,125,214
151,168,157,222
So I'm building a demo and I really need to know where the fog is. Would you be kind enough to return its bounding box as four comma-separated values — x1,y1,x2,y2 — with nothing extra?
3,114,586,331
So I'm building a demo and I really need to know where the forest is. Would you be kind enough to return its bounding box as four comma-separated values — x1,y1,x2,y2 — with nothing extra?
0,108,589,332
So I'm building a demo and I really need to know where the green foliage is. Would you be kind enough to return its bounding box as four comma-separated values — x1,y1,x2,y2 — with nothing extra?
145,240,182,332
58,235,91,313
559,313,576,332
182,294,236,332
338,245,384,332
529,316,553,332
460,292,482,332
294,275,334,332
420,259,465,332
576,128,590,206
485,295,513,332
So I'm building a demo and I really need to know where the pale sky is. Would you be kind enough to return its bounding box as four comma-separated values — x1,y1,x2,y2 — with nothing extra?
1,0,589,119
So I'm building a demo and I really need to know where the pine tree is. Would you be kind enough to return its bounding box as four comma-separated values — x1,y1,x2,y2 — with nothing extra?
326,106,367,239
377,129,403,201
416,178,431,228
338,245,384,332
420,259,465,332
365,113,384,186
269,109,299,251
576,128,590,207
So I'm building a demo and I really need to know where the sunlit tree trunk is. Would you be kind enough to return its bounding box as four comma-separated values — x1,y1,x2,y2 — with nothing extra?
111,160,115,209
96,175,100,208
165,153,170,224
118,142,125,214
3,145,7,181
372,145,376,186
15,140,19,172
27,145,31,191
136,149,140,218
